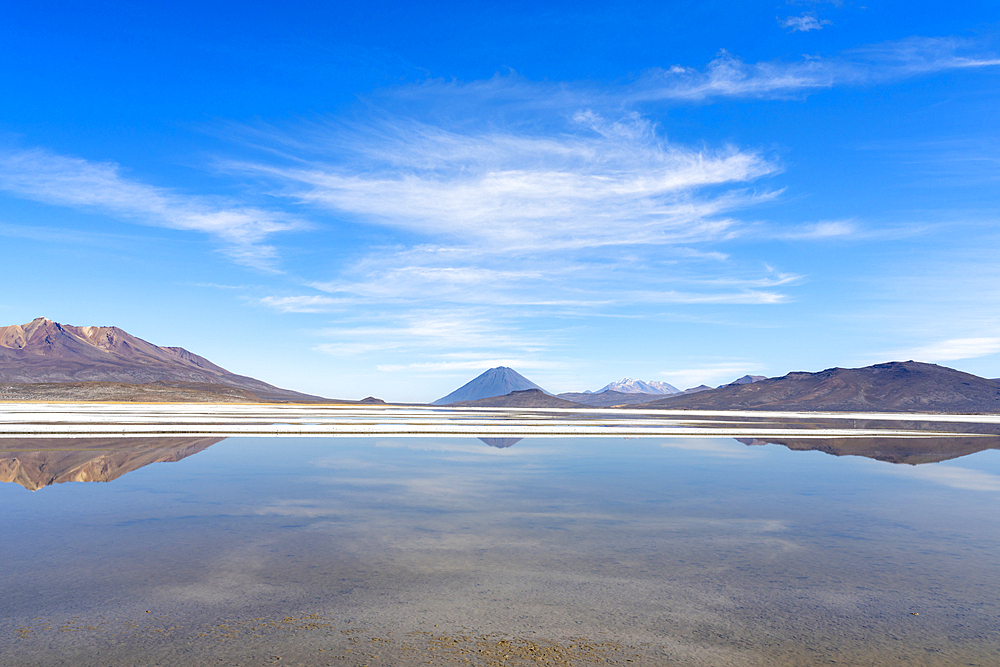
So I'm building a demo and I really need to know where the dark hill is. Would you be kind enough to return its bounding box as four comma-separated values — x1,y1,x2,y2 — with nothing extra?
451,388,583,408
723,375,766,387
637,361,1000,413
557,390,665,407
0,317,326,402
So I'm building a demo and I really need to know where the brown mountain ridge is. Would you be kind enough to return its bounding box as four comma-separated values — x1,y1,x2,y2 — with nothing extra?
637,361,1000,413
0,317,326,402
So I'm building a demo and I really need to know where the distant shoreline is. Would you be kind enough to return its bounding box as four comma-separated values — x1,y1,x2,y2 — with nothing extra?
2,403,998,438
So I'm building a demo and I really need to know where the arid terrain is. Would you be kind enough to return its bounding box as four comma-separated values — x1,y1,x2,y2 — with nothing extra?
0,317,325,402
636,361,1000,413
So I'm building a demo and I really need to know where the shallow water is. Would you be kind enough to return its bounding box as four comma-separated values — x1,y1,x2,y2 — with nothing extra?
2,435,1000,666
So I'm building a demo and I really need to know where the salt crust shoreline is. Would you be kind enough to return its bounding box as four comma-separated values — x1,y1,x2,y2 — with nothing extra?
0,402,993,438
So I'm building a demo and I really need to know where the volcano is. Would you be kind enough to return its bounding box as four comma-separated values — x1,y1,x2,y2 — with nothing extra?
432,367,549,405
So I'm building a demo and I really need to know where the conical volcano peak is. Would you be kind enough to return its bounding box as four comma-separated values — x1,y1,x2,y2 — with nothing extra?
433,366,550,405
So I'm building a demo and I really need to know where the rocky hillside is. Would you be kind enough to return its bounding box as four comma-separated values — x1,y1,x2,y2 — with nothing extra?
638,361,1000,413
0,317,324,402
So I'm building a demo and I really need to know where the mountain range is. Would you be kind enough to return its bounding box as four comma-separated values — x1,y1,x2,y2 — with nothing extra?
436,362,1000,413
636,361,1000,413
589,378,679,394
5,318,1000,414
0,317,325,402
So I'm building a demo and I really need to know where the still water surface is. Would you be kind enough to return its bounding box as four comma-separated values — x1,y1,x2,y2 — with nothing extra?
2,435,999,666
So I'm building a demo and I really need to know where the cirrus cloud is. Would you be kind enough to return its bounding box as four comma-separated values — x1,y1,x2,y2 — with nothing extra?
232,111,780,253
899,337,1000,362
780,14,832,33
0,147,305,269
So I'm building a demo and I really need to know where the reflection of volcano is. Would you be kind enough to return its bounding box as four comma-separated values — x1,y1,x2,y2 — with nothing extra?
478,437,523,449
0,437,224,490
736,434,1000,465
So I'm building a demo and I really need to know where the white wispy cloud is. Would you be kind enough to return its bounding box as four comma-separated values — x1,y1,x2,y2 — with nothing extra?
897,337,1000,362
777,220,856,239
780,14,832,32
0,221,141,246
660,363,765,389
234,111,778,253
377,359,564,372
0,147,304,269
242,111,787,318
218,33,1000,315
311,310,550,357
221,34,999,297
258,295,350,312
310,263,557,303
305,261,791,307
629,37,1000,102
624,289,789,305
314,341,404,355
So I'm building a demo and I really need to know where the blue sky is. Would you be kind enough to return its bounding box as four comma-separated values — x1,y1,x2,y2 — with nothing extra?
2,1,1000,401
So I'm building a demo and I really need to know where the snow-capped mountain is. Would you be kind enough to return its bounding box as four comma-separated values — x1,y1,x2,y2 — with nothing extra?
593,378,679,395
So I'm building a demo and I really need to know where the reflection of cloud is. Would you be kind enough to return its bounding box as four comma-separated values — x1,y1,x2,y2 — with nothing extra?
891,464,1000,492
158,552,280,603
373,440,527,455
309,456,376,470
659,438,762,458
257,500,345,518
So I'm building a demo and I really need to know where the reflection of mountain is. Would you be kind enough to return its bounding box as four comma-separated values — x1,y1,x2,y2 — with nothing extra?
736,434,1000,465
0,437,224,490
478,437,523,449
